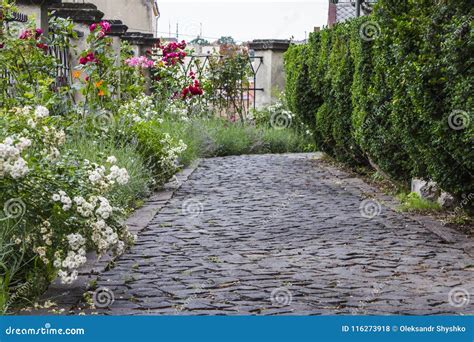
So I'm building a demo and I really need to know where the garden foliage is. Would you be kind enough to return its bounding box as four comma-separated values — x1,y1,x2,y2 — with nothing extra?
0,1,313,311
284,0,473,198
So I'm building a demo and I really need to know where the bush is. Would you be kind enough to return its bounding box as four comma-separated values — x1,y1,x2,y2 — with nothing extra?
284,0,474,199
130,120,187,185
0,106,136,311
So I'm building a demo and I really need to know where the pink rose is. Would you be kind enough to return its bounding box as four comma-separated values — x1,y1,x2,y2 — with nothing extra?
19,30,30,40
99,21,111,33
35,28,43,39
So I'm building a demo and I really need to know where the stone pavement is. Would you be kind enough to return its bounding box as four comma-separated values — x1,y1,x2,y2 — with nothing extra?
77,154,473,315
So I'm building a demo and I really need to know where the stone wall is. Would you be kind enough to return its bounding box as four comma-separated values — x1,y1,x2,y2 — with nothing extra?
62,0,154,35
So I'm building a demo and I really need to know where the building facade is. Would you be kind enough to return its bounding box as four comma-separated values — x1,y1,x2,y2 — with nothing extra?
327,0,376,27
62,0,155,34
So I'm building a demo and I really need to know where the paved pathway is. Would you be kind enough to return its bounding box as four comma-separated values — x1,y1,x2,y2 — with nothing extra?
82,154,473,315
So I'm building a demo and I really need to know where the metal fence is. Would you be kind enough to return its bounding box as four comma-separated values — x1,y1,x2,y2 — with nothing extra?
1,10,71,95
154,53,264,116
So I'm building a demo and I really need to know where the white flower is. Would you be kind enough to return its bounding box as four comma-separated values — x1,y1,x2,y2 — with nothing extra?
107,156,117,164
34,105,49,119
10,158,29,179
27,119,37,128
52,194,61,201
15,137,31,152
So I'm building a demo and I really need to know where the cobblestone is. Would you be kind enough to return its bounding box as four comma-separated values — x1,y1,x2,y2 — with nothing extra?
78,154,473,315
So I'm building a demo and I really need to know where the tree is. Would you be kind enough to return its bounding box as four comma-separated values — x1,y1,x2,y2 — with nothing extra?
189,37,210,46
217,36,236,45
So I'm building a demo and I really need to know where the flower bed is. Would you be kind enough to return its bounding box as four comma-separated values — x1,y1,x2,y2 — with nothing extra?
0,2,313,311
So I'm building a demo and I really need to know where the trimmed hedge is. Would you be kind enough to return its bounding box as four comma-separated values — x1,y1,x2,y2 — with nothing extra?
284,0,473,198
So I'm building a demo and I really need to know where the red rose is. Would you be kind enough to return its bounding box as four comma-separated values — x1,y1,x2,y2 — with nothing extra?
36,43,48,52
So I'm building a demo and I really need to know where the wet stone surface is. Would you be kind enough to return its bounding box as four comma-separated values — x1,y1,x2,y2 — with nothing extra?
79,154,473,315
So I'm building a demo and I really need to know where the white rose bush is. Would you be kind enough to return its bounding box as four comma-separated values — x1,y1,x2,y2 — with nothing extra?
0,105,137,292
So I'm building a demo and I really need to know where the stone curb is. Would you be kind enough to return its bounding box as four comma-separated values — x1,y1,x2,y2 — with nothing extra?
27,160,201,315
318,157,474,257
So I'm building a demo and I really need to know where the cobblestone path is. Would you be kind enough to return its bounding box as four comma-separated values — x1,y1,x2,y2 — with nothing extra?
87,154,473,315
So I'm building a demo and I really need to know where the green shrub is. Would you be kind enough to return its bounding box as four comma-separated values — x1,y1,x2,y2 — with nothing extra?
284,0,473,199
284,45,318,130
130,120,187,185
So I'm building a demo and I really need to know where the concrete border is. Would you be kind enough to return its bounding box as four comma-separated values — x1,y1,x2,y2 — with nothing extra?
317,157,474,257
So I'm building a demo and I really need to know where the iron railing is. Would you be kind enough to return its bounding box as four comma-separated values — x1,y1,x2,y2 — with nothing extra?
153,54,264,116
1,9,72,95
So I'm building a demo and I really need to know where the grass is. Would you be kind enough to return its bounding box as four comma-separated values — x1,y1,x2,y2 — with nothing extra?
397,192,441,213
161,117,316,164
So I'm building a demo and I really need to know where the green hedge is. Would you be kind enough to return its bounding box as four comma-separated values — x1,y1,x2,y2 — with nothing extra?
284,0,473,198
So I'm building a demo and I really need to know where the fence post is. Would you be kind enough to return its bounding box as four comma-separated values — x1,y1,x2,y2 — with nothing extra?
248,39,290,108
16,0,61,32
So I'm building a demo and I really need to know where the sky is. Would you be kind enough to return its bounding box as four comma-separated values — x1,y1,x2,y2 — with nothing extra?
157,1,329,43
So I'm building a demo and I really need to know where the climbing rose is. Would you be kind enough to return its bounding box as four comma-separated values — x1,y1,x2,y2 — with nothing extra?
89,23,97,32
35,28,43,39
79,52,98,65
99,21,111,33
125,56,154,68
19,30,30,40
36,43,48,52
